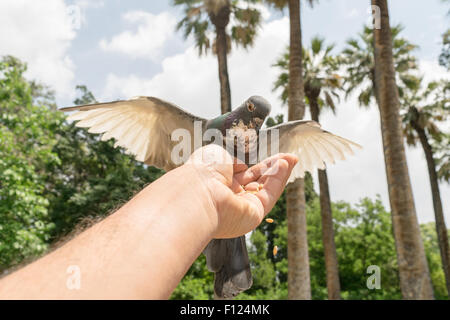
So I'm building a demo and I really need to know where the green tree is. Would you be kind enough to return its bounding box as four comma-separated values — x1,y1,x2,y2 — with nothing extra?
401,76,450,296
174,0,262,114
273,36,342,299
421,222,449,299
341,16,434,300
341,25,418,107
433,133,450,182
0,56,60,270
0,56,164,271
46,86,164,239
439,29,450,70
332,197,401,299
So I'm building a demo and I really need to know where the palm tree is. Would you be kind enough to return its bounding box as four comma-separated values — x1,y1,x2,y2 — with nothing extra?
433,133,450,183
341,24,418,107
341,11,434,300
401,76,450,296
370,0,433,299
439,29,449,70
273,36,342,300
265,0,317,300
174,0,261,114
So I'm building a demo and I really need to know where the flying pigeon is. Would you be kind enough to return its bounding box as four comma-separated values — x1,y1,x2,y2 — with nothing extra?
61,95,361,299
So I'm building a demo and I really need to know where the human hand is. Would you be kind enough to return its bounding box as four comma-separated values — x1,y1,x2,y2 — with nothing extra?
0,144,296,300
186,144,298,239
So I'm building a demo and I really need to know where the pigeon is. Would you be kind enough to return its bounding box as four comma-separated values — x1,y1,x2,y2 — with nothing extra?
61,95,361,299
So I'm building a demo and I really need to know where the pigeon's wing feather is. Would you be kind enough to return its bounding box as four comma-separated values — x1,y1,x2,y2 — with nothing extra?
61,96,207,171
260,120,362,183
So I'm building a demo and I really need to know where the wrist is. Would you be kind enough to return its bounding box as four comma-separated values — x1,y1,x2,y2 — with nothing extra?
173,164,220,238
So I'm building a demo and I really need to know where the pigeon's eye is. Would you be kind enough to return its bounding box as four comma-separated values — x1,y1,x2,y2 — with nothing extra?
247,102,255,112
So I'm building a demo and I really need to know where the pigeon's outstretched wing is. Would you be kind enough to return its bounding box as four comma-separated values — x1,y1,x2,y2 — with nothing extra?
61,96,207,171
259,120,362,183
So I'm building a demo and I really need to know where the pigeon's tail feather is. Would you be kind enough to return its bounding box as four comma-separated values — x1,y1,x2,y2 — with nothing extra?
203,236,252,299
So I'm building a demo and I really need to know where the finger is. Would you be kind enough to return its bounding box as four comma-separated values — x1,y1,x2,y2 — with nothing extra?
243,181,260,192
239,154,298,192
230,178,245,193
256,158,296,215
233,161,248,174
280,153,299,168
256,153,298,185
235,153,298,185
235,153,285,185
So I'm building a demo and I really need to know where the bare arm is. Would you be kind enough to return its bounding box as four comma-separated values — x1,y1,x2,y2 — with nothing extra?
0,145,297,299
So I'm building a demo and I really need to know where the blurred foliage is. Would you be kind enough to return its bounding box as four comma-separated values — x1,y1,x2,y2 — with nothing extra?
273,36,342,113
173,196,449,300
0,56,59,268
439,29,450,70
341,25,418,107
45,86,164,239
0,56,163,271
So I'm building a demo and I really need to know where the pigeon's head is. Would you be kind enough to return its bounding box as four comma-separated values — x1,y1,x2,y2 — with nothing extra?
234,95,271,130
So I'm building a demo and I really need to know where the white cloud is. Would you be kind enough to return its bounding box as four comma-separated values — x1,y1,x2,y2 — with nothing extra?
101,16,290,119
99,11,176,61
101,48,220,118
418,59,450,83
0,0,77,100
75,0,104,9
347,8,360,18
73,0,105,27
99,14,448,225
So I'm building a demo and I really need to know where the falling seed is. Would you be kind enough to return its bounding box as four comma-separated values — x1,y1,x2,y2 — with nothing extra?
273,245,278,256
265,218,274,223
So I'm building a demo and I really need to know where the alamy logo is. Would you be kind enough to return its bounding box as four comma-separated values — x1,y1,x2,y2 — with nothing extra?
66,5,82,30
66,265,81,290
366,265,381,289
367,5,381,29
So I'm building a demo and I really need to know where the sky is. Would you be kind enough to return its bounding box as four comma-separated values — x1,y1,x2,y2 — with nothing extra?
0,0,448,224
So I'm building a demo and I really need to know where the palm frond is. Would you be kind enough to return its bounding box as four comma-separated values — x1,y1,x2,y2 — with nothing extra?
231,6,261,48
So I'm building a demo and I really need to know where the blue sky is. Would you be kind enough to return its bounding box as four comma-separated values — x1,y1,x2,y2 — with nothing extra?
60,0,448,107
0,0,449,223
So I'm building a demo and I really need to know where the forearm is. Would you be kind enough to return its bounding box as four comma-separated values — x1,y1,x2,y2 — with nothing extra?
0,165,217,299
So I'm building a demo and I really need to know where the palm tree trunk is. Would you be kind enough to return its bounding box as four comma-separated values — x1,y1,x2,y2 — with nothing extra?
208,1,231,114
309,98,341,300
287,0,310,300
371,0,434,299
412,121,450,296
215,25,232,114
